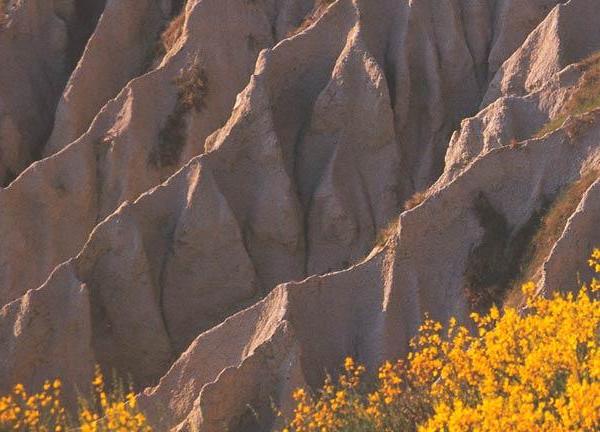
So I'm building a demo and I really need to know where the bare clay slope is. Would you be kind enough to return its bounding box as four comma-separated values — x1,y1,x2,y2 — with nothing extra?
0,0,558,308
0,0,105,185
0,0,307,308
3,0,600,431
43,0,168,157
483,0,600,106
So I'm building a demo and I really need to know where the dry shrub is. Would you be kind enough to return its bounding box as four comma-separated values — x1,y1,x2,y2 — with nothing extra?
145,4,186,70
287,0,335,37
149,62,208,167
160,10,185,56
374,217,400,249
535,50,600,138
404,190,428,211
0,0,9,27
175,61,208,112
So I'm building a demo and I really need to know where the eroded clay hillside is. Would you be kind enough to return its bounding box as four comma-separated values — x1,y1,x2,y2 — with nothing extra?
1,0,599,430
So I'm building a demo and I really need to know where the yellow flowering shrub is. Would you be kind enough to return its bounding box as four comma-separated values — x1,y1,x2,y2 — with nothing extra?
0,380,66,431
0,366,152,431
281,250,600,432
78,366,152,432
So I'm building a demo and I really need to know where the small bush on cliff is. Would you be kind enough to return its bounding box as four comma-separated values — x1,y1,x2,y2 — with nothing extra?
149,61,208,167
374,217,399,249
0,0,9,27
146,1,187,69
159,10,185,57
279,250,600,431
175,62,208,113
0,366,152,431
404,190,429,211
